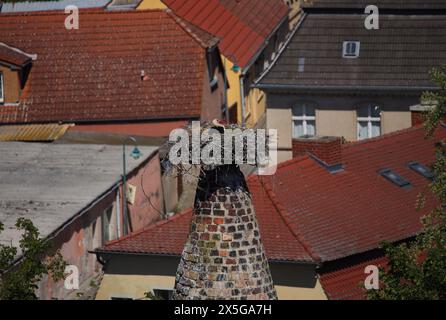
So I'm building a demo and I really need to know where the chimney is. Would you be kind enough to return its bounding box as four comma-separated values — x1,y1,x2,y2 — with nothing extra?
172,165,277,300
292,136,343,172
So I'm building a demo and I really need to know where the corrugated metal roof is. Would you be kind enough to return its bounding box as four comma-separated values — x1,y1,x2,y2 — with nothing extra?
0,123,74,141
0,0,110,12
0,142,158,253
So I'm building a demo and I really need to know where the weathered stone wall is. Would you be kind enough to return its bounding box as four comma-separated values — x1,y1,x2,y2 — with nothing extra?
173,166,277,300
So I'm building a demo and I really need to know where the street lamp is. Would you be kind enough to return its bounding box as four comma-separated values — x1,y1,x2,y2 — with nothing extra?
122,136,141,236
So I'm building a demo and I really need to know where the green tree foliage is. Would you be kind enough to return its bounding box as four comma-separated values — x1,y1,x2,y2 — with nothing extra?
0,218,67,300
368,66,446,300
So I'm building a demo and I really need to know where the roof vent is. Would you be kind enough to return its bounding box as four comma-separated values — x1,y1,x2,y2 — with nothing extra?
380,169,411,188
408,161,434,180
342,41,360,58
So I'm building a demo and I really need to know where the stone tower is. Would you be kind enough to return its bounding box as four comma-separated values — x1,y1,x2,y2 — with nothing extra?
172,164,277,300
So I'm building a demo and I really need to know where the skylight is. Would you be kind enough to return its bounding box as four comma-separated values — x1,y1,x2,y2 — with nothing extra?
408,161,434,180
343,41,360,58
380,169,411,188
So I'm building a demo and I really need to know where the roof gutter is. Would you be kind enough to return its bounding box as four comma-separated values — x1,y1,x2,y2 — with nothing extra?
252,83,439,94
0,115,200,127
93,250,318,266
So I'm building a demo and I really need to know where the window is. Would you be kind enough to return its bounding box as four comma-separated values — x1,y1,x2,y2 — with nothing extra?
298,57,305,73
206,52,218,92
380,169,411,188
102,206,114,244
343,41,360,58
292,103,316,138
408,161,434,180
357,104,381,140
0,72,4,103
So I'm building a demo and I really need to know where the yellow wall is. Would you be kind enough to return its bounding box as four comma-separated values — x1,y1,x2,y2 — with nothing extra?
222,56,242,124
0,65,20,103
275,281,327,300
381,111,412,135
316,109,357,141
137,0,166,9
96,274,174,300
96,274,327,300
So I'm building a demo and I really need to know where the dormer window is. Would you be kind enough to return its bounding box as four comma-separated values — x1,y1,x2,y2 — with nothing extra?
0,72,4,103
0,43,36,105
343,41,360,58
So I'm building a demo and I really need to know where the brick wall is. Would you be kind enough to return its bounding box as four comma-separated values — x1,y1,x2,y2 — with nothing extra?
292,136,342,166
411,111,425,127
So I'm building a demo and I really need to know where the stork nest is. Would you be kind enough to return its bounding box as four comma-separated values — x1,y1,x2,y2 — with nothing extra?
159,121,271,178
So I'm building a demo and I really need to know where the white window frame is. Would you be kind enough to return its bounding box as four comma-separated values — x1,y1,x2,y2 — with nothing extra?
357,104,381,140
292,104,316,138
343,41,360,58
0,72,4,103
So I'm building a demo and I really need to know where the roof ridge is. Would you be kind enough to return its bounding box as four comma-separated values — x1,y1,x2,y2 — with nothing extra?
342,125,426,150
104,208,193,248
258,175,321,263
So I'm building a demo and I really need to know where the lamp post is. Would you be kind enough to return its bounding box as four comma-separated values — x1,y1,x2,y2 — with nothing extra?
122,136,142,236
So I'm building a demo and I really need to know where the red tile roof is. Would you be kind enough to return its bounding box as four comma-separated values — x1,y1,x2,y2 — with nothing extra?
320,256,388,300
0,43,33,66
101,126,444,267
0,9,217,124
264,126,445,262
99,175,315,263
162,0,289,67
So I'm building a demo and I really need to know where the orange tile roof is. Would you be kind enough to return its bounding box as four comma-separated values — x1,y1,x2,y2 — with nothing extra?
0,9,217,124
264,125,445,262
99,175,315,263
100,126,445,266
162,0,289,67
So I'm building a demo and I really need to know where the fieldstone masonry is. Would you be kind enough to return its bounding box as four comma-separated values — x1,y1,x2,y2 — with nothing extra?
172,165,277,300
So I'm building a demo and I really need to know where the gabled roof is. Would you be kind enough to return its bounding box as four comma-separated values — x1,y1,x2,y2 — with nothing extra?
169,12,220,49
99,175,315,263
161,0,289,68
263,126,445,262
257,13,446,91
0,9,217,124
302,0,446,10
100,126,445,266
